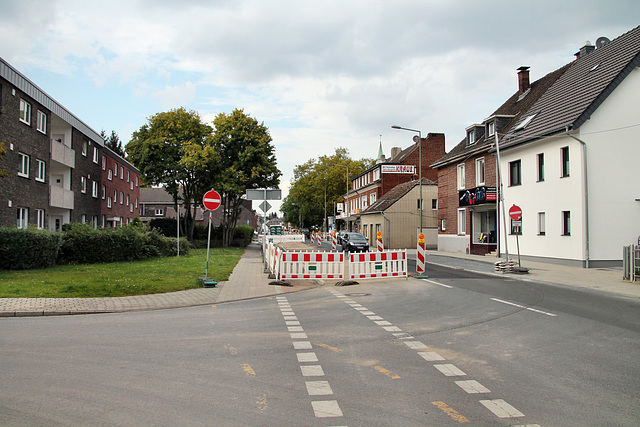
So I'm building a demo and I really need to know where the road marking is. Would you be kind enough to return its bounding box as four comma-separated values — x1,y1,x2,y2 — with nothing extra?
297,352,318,362
374,365,401,379
286,320,301,325
301,365,325,376
491,298,557,317
311,400,343,418
431,401,470,423
283,316,298,320
422,279,453,288
316,343,343,352
367,315,384,320
374,320,392,326
434,364,466,376
349,303,363,307
418,351,446,361
256,393,267,411
288,326,304,332
360,311,376,315
479,399,524,418
382,326,402,332
305,380,333,395
242,364,256,375
343,300,356,304
455,380,491,394
393,332,414,339
281,311,295,316
404,341,428,350
290,332,308,339
223,344,238,355
293,341,313,350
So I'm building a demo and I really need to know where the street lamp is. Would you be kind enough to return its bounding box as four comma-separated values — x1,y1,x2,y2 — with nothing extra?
392,125,423,235
328,163,349,231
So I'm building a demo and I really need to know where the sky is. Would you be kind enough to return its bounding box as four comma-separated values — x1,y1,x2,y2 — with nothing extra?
1,0,637,215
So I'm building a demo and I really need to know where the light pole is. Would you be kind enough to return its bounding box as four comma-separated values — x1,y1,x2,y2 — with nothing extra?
328,163,349,231
392,125,423,234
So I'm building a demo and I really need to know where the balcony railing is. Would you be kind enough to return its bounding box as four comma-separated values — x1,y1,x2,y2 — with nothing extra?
50,185,74,209
50,139,75,168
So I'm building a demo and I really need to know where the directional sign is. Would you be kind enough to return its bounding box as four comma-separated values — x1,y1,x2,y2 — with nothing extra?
509,204,522,221
246,189,282,200
202,189,221,211
259,200,272,213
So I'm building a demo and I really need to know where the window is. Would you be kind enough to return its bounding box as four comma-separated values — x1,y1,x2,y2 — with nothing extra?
92,181,99,198
17,207,29,229
467,129,475,145
127,171,130,182
102,185,106,199
107,197,112,208
92,216,98,229
114,163,118,176
538,212,546,236
441,219,446,231
537,153,545,182
511,218,522,235
135,176,139,187
457,164,465,190
36,209,45,229
126,194,130,206
36,159,46,182
81,214,87,224
93,146,99,163
155,208,164,216
509,160,521,186
561,146,570,177
81,177,87,193
417,199,423,210
130,181,134,190
514,113,536,131
120,167,123,179
102,155,107,170
361,195,367,209
432,199,437,210
37,110,47,133
562,211,571,236
476,157,485,186
120,192,124,204
19,99,31,125
457,208,466,235
108,169,113,181
135,198,138,208
18,152,29,178
370,193,376,205
487,120,495,137
82,141,87,156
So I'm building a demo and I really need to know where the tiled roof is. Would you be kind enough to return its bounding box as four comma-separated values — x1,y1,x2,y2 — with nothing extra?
361,178,435,214
139,187,181,204
431,63,571,168
500,25,640,149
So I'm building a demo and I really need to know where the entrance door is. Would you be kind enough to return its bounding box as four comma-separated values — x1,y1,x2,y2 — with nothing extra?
51,215,63,232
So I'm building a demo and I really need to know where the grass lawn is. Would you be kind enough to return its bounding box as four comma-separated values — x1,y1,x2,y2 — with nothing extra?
0,248,244,298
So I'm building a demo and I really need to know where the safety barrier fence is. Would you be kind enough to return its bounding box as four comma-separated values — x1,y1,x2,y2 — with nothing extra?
623,240,640,282
261,234,305,253
279,251,345,280
349,250,408,279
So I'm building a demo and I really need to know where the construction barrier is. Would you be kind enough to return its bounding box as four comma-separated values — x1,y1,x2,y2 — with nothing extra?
261,233,305,254
317,233,322,247
350,250,407,279
416,233,426,275
279,251,344,280
332,232,337,251
377,231,383,252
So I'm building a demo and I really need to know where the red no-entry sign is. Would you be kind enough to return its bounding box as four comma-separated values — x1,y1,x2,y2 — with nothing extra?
509,204,522,221
202,189,221,211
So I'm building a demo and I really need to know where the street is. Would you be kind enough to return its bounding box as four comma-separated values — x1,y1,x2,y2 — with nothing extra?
1,263,639,426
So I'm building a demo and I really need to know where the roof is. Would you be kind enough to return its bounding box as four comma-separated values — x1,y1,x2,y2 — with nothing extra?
139,187,181,204
361,178,435,214
499,25,640,149
352,141,418,180
431,62,571,168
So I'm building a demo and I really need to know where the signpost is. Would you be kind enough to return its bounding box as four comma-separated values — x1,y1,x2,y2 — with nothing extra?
509,204,522,266
202,189,221,287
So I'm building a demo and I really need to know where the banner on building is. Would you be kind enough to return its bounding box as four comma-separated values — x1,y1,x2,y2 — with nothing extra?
459,186,497,207
381,164,415,174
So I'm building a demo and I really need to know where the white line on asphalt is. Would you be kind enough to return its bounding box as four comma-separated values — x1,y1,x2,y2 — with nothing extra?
382,326,402,332
418,351,446,361
393,332,414,339
290,332,308,339
301,365,325,376
455,380,491,394
367,315,384,320
305,381,333,396
374,320,392,326
297,352,318,362
354,307,369,311
311,400,343,418
421,278,453,288
491,298,557,317
286,320,301,325
434,364,466,376
288,326,304,332
283,316,298,320
343,300,356,304
281,311,295,316
293,341,313,350
360,311,376,315
479,399,524,418
404,341,428,350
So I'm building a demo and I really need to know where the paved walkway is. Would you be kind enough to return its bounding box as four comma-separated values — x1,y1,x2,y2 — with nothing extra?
1,243,638,317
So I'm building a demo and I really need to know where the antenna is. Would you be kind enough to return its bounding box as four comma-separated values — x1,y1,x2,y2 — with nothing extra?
596,37,610,48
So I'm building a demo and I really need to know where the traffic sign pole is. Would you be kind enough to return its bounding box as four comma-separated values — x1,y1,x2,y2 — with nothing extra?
509,205,523,267
202,189,221,287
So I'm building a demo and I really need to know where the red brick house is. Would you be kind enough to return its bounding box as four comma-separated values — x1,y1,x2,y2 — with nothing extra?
100,147,140,227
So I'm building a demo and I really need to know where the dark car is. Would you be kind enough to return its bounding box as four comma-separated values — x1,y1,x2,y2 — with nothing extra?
337,230,349,245
341,232,369,252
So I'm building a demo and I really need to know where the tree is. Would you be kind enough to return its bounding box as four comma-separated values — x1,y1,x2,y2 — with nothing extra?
126,108,213,240
184,109,281,247
100,130,126,158
282,147,372,229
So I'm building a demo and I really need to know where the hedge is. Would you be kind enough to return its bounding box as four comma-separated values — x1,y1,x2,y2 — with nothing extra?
0,228,62,270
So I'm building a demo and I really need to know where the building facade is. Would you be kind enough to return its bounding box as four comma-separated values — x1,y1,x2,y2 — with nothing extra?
101,147,140,227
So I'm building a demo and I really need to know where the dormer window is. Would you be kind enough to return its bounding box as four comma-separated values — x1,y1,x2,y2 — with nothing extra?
467,129,475,145
487,120,495,137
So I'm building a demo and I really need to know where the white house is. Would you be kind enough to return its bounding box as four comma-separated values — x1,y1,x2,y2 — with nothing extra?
495,26,640,267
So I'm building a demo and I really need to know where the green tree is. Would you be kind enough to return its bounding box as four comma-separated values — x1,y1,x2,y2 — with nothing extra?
282,147,372,229
184,109,281,247
126,108,213,240
100,129,126,158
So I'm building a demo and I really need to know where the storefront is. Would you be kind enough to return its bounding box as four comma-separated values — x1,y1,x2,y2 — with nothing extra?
459,186,497,255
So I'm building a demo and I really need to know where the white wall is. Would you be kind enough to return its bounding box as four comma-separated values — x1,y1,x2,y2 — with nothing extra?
438,234,469,253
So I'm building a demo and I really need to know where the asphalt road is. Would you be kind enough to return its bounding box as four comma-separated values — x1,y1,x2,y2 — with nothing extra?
1,265,639,426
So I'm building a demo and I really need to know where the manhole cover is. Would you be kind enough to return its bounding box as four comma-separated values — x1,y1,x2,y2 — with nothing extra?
344,293,371,297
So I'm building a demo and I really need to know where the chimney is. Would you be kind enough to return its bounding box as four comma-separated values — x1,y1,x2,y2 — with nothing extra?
517,66,530,94
575,41,595,59
390,147,402,160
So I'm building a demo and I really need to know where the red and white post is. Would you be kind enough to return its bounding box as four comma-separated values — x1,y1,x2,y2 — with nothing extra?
332,231,337,251
310,231,315,245
317,231,322,247
416,233,427,277
377,231,384,252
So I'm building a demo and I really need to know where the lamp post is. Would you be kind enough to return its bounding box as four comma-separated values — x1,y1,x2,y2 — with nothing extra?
392,125,423,234
328,163,349,231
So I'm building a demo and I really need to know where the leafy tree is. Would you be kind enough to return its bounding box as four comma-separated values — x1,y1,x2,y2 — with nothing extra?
282,147,372,229
100,130,126,158
184,109,281,247
126,108,213,240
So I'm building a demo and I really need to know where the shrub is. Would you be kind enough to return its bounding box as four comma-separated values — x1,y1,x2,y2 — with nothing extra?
0,228,62,270
233,225,255,247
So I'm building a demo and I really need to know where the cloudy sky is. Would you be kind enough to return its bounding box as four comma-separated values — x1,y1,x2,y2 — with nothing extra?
1,0,637,213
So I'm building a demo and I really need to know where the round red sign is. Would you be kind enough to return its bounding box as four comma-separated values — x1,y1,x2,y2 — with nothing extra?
202,189,221,211
509,204,522,221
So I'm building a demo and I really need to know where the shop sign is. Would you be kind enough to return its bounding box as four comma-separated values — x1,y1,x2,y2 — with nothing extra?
381,164,415,174
459,186,497,207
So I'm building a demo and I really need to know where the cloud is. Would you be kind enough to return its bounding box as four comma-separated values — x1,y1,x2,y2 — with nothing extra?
151,82,197,110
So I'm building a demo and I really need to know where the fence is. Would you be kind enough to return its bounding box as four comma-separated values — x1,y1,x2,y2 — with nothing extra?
279,251,344,280
623,237,640,282
349,250,408,279
261,233,305,253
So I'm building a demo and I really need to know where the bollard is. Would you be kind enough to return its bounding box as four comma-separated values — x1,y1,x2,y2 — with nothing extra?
332,231,337,251
310,231,315,245
416,233,428,278
317,231,322,247
377,231,384,252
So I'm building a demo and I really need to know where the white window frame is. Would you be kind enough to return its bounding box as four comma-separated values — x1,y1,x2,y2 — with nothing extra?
120,192,124,204
537,153,545,182
36,209,45,229
81,176,87,193
562,211,571,236
475,157,485,186
102,185,106,200
19,99,31,125
441,219,446,231
35,159,46,182
82,141,87,157
538,212,546,236
127,170,130,182
102,155,107,170
467,129,475,145
370,193,376,205
126,194,130,206
108,169,113,181
92,181,99,198
561,146,570,177
155,208,164,216
18,152,30,178
487,120,495,137
130,181,134,190
107,197,112,208
431,199,437,210
114,163,118,176
93,146,99,163
37,110,47,134
456,164,465,190
17,207,29,229
457,208,466,235
120,167,123,180
509,160,521,186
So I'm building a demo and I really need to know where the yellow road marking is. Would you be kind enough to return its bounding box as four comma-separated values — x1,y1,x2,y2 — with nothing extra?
315,343,343,352
256,394,267,411
224,344,238,355
374,365,401,379
242,364,256,375
431,401,469,423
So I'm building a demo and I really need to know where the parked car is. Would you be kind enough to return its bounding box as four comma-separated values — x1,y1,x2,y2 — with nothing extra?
337,230,349,245
341,232,369,252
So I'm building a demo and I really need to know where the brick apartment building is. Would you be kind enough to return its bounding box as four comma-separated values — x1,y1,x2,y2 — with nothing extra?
101,146,140,227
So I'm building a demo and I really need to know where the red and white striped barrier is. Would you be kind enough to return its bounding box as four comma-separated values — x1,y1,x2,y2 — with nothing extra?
280,251,344,280
332,232,337,251
417,233,426,275
349,250,407,279
317,232,322,247
377,231,383,252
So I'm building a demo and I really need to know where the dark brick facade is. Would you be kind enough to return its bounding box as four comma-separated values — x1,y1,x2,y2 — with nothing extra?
70,128,102,224
101,148,140,227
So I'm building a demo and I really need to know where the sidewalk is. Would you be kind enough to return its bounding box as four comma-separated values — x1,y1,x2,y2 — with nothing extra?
1,244,638,317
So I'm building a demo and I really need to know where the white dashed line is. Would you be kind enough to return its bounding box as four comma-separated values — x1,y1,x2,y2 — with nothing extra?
293,341,313,350
286,320,301,325
305,380,333,395
311,400,343,418
455,380,491,394
288,326,304,332
434,364,466,376
360,311,376,315
297,352,318,363
367,315,383,320
404,341,428,350
491,298,557,317
479,399,525,418
301,365,325,376
374,320,392,326
290,332,308,339
382,326,402,332
421,278,453,288
418,351,446,361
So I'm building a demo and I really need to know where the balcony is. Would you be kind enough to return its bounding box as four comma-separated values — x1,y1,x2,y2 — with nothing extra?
50,139,75,168
50,185,74,209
